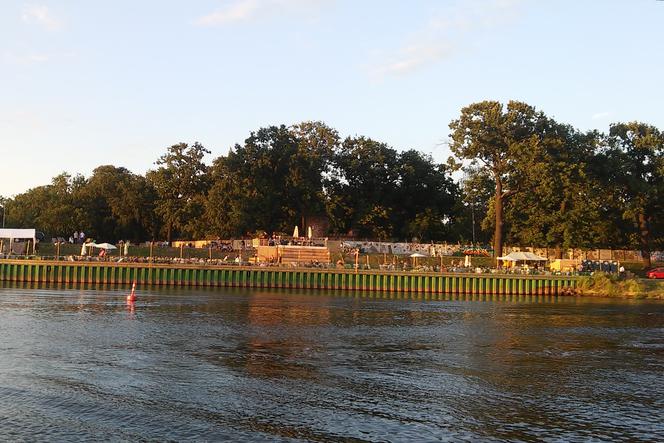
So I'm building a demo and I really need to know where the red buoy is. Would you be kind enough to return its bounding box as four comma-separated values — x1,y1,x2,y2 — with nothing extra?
126,282,137,303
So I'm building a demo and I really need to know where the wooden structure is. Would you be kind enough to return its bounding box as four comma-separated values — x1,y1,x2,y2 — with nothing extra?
257,245,331,265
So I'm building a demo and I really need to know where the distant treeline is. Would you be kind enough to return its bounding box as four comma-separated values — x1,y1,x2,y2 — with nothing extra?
1,101,662,266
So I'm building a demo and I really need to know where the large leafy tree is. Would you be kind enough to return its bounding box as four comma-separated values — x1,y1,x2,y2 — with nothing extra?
598,122,663,267
449,168,494,245
505,125,606,256
205,123,339,237
287,121,340,230
78,165,159,242
147,142,210,243
326,136,400,238
3,173,86,237
395,150,458,241
205,126,298,236
449,101,546,259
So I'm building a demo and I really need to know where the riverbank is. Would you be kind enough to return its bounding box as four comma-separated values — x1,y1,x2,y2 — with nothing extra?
577,273,664,299
0,259,578,296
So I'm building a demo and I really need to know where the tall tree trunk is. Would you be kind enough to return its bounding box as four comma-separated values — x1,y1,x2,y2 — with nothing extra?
494,179,504,261
167,222,172,245
638,212,651,268
554,245,563,259
556,199,566,259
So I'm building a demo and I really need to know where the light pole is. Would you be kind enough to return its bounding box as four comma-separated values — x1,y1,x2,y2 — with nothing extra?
471,201,475,245
0,205,4,228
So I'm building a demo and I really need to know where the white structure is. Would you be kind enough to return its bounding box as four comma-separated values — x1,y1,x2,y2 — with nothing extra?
0,228,37,255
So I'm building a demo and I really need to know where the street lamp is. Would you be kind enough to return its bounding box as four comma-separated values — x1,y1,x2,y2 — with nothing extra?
471,201,475,245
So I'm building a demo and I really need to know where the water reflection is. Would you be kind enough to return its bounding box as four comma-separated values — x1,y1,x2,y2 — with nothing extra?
0,284,662,441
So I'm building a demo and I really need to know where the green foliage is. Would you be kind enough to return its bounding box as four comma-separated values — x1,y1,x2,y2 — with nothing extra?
204,124,334,237
147,142,210,242
577,272,664,299
449,101,548,257
2,113,660,252
595,122,664,266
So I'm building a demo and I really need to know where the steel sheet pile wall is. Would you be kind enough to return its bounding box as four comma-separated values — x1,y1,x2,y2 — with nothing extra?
0,260,577,295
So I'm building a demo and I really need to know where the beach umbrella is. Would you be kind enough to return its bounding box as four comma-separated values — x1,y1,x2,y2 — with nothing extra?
293,226,299,238
307,226,313,239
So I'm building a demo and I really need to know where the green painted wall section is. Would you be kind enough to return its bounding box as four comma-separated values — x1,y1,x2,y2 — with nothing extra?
0,260,578,295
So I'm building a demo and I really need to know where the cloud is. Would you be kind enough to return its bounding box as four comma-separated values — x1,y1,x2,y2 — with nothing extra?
21,5,62,30
591,111,611,120
371,43,454,78
3,51,75,65
195,0,329,26
196,0,260,26
368,0,522,79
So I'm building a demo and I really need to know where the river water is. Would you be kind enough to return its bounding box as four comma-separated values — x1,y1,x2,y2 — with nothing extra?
0,285,662,442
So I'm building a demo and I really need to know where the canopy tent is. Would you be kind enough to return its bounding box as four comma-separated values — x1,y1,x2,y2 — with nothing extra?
497,252,548,261
410,252,426,267
95,243,117,250
497,251,548,268
0,228,37,255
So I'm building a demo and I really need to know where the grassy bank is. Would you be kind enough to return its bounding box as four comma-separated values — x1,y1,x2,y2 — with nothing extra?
577,272,664,299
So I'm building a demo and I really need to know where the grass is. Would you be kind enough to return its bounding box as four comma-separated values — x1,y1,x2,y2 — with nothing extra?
36,243,239,260
577,272,664,299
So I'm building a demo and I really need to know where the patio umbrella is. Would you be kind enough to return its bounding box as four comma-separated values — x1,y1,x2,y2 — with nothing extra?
293,226,299,238
95,243,117,250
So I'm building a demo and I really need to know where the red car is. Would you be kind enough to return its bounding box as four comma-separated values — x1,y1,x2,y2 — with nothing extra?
647,267,664,279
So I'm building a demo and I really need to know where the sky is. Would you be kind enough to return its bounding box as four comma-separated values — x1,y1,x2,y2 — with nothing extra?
1,0,663,197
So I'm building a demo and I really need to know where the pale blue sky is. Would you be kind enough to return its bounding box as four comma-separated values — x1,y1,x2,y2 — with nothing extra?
1,0,662,196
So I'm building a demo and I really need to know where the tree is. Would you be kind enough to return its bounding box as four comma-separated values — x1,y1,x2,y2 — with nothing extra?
78,165,159,242
290,121,340,230
395,150,458,241
449,101,546,259
326,136,400,238
147,142,210,243
205,123,340,238
600,122,663,267
504,125,605,257
5,173,86,238
449,168,494,245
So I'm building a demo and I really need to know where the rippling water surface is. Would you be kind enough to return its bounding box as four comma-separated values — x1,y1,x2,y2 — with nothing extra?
0,284,662,442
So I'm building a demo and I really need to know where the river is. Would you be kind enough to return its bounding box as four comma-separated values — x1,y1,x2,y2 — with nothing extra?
0,285,662,442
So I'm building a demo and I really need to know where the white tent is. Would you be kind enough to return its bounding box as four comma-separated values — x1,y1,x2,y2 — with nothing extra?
0,228,37,255
410,252,426,267
497,251,548,262
95,243,117,250
497,251,548,268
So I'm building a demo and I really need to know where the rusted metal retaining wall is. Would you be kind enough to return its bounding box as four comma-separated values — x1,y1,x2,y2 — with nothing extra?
0,260,578,295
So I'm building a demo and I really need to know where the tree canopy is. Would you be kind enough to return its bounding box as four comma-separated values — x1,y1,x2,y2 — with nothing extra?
1,111,660,262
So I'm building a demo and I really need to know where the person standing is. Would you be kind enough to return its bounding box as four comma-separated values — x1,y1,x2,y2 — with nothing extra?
79,231,85,244
73,231,79,244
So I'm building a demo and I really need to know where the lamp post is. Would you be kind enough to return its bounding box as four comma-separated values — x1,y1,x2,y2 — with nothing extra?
471,201,475,245
0,205,4,228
